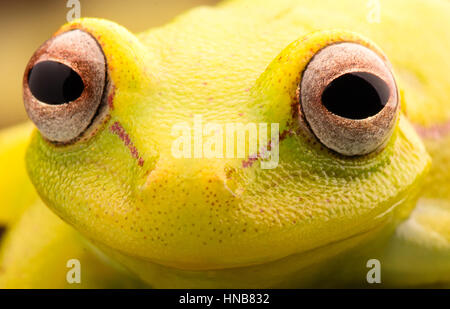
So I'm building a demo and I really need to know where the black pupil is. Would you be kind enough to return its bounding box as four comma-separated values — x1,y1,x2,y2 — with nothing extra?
321,72,390,120
28,60,84,105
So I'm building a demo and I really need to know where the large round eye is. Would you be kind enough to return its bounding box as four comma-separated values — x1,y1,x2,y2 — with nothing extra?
300,43,399,156
23,30,106,143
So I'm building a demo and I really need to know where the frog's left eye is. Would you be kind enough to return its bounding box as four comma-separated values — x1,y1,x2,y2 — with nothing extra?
300,43,399,156
23,30,106,143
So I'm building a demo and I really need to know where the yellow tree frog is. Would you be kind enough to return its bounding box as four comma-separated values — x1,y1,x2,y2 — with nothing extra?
0,0,449,288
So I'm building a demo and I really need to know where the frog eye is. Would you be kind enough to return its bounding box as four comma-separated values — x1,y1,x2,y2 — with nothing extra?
23,30,106,143
300,43,399,156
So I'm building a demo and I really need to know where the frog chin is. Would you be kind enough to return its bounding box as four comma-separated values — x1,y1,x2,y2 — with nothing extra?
86,221,387,288
84,186,423,288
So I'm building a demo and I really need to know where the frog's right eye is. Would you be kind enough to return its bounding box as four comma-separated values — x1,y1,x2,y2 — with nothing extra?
23,30,106,143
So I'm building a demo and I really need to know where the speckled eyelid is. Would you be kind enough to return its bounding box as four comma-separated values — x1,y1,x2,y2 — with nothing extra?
23,29,107,143
300,42,399,156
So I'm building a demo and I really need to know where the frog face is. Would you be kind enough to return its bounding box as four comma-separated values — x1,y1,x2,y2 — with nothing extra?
23,17,429,271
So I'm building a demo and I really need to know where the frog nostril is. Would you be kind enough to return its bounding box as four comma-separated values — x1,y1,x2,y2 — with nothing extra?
321,72,390,120
28,61,84,105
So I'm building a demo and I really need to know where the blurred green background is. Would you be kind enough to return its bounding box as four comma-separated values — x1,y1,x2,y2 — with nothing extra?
0,0,219,129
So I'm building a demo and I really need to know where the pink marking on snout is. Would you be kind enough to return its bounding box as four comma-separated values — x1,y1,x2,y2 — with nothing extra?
110,121,144,167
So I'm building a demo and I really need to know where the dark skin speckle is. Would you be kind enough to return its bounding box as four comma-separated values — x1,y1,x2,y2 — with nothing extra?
0,226,6,242
107,86,116,109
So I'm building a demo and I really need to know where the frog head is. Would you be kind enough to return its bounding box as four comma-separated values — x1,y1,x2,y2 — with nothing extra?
22,17,429,284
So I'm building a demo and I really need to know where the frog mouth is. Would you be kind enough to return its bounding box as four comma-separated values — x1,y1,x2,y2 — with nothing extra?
93,220,388,288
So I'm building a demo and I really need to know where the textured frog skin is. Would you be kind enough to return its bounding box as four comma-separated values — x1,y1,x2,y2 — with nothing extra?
0,0,449,288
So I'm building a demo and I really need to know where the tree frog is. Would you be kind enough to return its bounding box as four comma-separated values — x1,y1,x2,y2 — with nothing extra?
0,0,449,288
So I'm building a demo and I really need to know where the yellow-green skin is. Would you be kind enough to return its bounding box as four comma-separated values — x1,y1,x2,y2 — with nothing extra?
1,0,450,288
